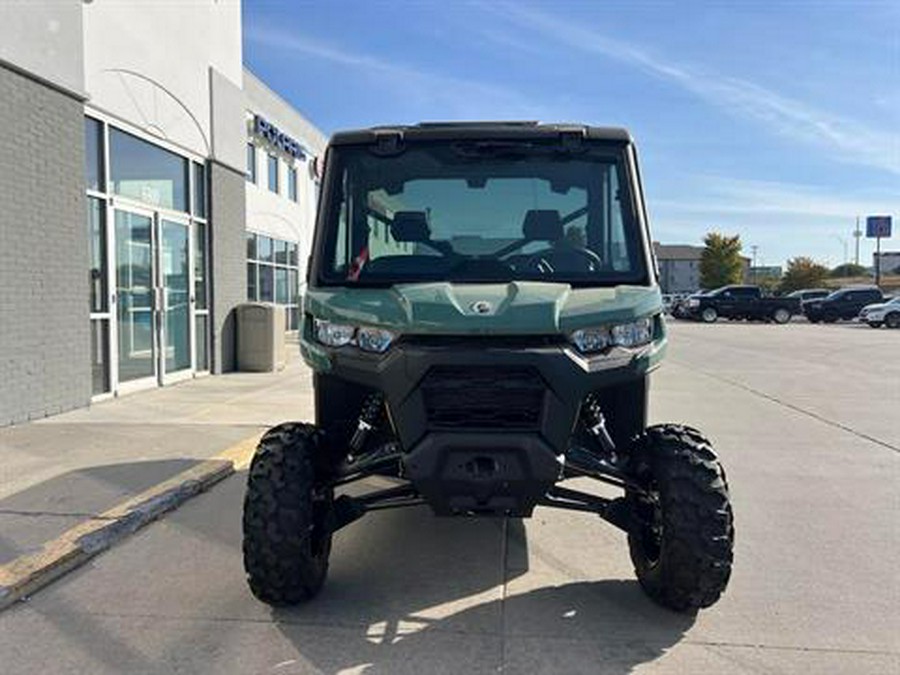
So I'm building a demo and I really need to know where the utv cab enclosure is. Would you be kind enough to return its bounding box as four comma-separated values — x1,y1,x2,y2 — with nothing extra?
242,122,734,612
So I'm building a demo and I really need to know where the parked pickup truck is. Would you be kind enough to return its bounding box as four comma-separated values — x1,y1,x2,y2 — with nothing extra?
685,285,801,324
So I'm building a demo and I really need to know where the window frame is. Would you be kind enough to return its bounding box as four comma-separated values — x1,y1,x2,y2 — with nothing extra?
245,229,303,330
313,142,649,288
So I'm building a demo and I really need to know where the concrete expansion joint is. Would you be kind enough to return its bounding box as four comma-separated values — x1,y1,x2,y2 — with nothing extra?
670,359,900,455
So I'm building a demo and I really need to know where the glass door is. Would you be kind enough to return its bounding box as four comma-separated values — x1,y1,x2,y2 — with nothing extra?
159,218,193,383
114,208,158,389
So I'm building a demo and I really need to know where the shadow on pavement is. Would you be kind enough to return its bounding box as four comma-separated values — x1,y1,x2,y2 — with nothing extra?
0,459,201,564
272,579,693,675
252,474,695,675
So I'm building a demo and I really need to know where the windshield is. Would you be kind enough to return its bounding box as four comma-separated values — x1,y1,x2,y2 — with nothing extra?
316,141,648,286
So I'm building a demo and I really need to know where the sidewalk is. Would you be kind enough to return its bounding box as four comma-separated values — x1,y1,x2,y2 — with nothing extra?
0,341,313,600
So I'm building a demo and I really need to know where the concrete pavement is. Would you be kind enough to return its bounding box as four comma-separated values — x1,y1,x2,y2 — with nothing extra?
0,338,312,597
0,321,898,673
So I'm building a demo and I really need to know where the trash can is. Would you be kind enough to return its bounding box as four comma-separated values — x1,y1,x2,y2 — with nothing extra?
236,303,286,372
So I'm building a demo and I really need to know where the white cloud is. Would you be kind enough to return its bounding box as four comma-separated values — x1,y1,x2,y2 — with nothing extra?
490,3,900,176
655,176,899,220
244,24,550,122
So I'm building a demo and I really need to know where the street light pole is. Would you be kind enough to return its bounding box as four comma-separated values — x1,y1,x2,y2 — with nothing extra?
854,216,862,266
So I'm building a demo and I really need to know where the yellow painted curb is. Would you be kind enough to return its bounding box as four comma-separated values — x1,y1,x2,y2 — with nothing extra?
0,433,261,611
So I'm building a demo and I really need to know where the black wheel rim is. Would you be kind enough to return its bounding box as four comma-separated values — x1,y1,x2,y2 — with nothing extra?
634,485,663,567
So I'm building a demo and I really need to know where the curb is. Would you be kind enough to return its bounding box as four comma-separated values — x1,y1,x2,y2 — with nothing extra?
0,436,260,611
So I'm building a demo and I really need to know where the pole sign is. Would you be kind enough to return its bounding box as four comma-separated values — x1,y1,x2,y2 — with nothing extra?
253,115,305,160
865,215,892,238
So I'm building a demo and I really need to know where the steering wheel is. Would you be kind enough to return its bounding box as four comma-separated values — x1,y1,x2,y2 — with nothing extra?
524,246,603,274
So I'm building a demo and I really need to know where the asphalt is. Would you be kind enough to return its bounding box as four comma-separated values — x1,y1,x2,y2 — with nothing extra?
0,321,898,674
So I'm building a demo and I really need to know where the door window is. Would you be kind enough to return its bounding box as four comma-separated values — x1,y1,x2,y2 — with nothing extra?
160,220,191,374
115,211,155,383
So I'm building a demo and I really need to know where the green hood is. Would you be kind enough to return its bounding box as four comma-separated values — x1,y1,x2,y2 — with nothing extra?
303,282,662,335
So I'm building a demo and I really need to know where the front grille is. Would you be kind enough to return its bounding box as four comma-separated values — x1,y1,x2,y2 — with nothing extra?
420,366,545,430
401,334,565,349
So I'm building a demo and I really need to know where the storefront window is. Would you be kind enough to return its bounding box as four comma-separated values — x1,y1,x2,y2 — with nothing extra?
268,154,279,193
288,269,298,304
247,262,258,301
274,239,288,265
91,320,110,395
247,143,257,183
288,166,298,202
195,315,209,371
87,197,107,312
246,231,257,259
246,231,302,330
194,222,207,310
258,235,273,263
193,162,206,218
85,117,104,191
259,264,274,302
109,128,188,211
275,267,288,304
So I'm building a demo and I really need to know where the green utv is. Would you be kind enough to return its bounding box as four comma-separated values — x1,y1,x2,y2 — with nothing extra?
242,122,734,612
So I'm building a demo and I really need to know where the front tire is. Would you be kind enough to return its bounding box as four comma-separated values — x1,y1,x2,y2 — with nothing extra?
772,308,791,324
626,424,734,612
867,321,883,329
243,423,333,605
701,307,718,323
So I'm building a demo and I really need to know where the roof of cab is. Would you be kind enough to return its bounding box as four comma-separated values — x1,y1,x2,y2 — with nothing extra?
328,121,633,145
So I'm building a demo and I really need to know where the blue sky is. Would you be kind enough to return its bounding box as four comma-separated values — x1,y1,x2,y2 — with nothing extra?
243,1,899,268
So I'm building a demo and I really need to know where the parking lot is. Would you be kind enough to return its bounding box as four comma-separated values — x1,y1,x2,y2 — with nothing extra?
1,320,898,674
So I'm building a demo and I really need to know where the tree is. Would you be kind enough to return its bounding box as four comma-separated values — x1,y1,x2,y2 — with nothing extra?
779,257,829,293
829,263,868,278
756,275,781,295
699,232,744,289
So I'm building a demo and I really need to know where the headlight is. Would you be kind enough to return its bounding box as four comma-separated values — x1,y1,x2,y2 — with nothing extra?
314,319,396,353
356,326,396,353
315,319,355,347
570,317,654,354
687,298,700,308
611,317,653,347
571,327,610,353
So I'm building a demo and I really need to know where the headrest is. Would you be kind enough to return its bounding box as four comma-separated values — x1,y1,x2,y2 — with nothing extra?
523,209,563,241
390,211,431,242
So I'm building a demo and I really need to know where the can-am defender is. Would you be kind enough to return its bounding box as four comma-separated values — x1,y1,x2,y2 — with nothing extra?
242,122,734,612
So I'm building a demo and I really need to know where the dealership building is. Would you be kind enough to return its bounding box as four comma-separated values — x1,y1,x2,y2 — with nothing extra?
0,1,326,426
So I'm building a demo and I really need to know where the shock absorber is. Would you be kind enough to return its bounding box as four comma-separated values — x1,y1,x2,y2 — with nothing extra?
581,394,618,462
347,392,384,462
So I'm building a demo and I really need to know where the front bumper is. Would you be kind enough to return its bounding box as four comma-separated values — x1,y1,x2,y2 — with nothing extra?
303,330,664,516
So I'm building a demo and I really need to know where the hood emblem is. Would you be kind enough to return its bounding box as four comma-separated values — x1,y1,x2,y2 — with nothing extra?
470,300,493,315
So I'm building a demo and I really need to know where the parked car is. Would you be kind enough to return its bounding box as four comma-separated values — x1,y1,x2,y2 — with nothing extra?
859,296,900,328
672,291,705,319
685,285,801,324
662,294,676,314
787,288,830,304
803,286,884,323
